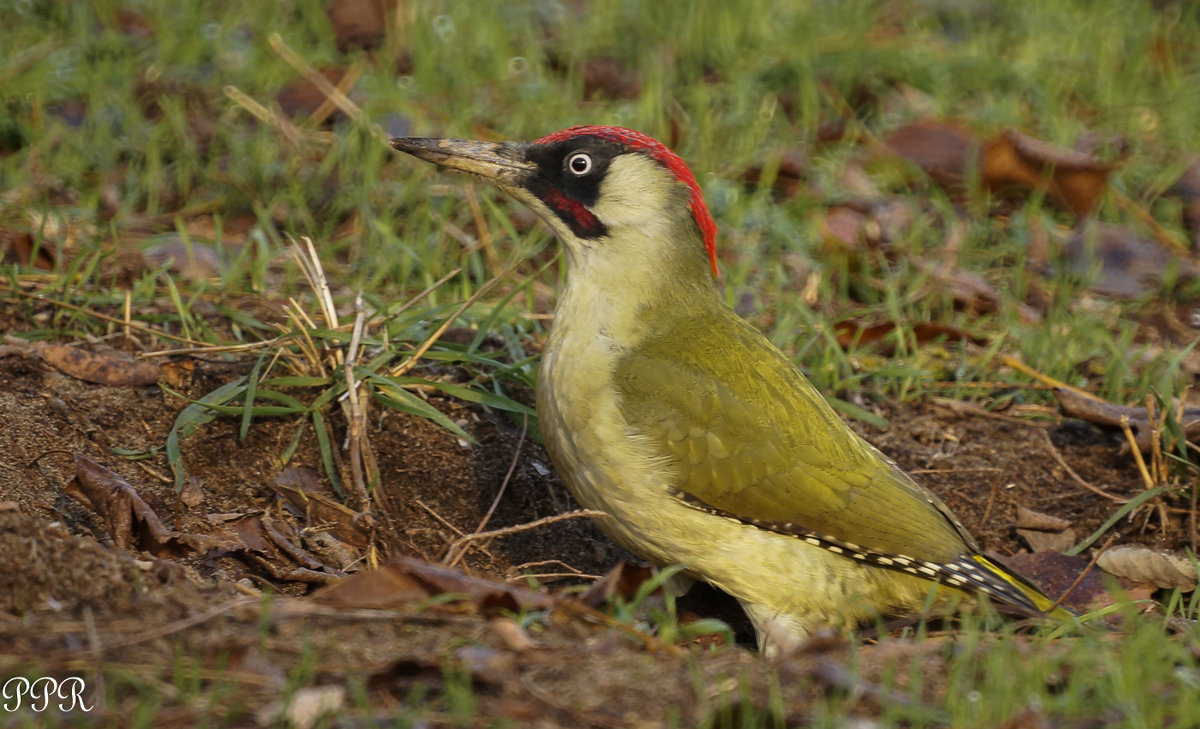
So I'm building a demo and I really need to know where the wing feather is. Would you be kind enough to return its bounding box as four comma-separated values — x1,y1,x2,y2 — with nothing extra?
612,310,974,564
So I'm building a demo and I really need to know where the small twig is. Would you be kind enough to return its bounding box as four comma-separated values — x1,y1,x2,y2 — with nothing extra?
343,292,370,508
139,338,284,358
268,34,375,136
1110,186,1192,260
13,291,202,345
372,266,463,329
1050,533,1119,613
122,289,132,344
1121,415,1157,491
979,478,1001,530
414,498,468,538
293,237,340,336
81,605,106,711
389,259,519,377
307,64,362,127
442,510,607,563
504,560,599,584
506,572,598,583
1037,429,1126,503
446,414,529,567
462,185,501,275
56,598,257,659
1120,414,1171,534
1191,472,1198,555
223,84,302,146
1147,393,1165,485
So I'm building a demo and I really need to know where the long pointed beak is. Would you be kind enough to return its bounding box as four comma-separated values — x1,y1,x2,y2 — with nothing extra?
390,137,534,186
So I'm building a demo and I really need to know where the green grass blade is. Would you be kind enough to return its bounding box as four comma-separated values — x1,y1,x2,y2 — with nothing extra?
164,377,247,491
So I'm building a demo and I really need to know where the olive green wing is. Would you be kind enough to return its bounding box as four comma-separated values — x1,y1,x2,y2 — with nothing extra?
612,310,974,565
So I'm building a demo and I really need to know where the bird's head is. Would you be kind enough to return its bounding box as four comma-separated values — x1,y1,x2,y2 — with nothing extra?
392,126,719,278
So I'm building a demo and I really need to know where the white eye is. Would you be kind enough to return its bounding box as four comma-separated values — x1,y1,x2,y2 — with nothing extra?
567,152,593,176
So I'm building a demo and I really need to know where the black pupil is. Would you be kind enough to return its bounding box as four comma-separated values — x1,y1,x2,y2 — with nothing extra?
571,155,589,173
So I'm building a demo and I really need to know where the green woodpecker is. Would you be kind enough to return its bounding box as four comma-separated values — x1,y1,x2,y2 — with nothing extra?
392,126,1067,651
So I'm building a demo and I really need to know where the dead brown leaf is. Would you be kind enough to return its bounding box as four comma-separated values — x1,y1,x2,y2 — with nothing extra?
313,556,555,612
112,8,154,38
580,58,643,100
982,130,1113,217
1063,221,1194,298
0,227,54,269
1015,506,1076,554
1016,506,1072,532
1000,551,1102,611
882,118,977,190
272,466,372,549
39,343,160,386
158,357,196,390
818,206,871,254
1097,546,1198,591
327,0,397,53
579,561,658,609
740,149,808,200
64,454,227,557
913,260,1043,324
881,120,1114,217
211,513,344,584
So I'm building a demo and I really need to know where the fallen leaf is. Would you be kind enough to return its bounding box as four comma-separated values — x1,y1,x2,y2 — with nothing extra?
0,227,53,269
881,121,1115,216
112,8,154,39
1016,506,1072,532
913,259,1042,324
1015,529,1077,555
982,130,1113,216
313,557,554,612
741,149,808,200
327,0,397,52
580,561,657,609
818,206,871,252
1014,507,1076,554
158,357,195,390
1097,546,1197,590
1000,551,1101,611
272,466,372,548
39,343,160,386
580,58,642,100
489,616,537,652
882,119,977,190
208,513,343,584
1063,221,1193,298
65,455,227,557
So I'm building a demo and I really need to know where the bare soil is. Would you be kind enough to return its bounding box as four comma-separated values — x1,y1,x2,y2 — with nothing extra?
0,298,1188,727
